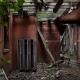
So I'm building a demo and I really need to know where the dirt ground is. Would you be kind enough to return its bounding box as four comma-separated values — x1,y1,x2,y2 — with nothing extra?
8,62,80,80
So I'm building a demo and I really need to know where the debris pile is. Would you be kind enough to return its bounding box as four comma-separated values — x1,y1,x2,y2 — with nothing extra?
8,63,80,80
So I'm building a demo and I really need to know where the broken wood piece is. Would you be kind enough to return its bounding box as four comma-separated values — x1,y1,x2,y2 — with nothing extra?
37,27,55,64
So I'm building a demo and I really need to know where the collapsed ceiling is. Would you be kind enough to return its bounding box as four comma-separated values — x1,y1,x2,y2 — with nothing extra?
13,0,80,21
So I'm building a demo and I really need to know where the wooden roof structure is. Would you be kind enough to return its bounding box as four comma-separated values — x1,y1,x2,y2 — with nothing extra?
55,8,80,24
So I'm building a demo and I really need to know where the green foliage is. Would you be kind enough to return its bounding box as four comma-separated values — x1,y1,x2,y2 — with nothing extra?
0,56,11,68
0,0,25,68
0,0,25,16
0,0,9,15
0,0,25,27
12,0,25,11
0,57,11,64
37,11,57,21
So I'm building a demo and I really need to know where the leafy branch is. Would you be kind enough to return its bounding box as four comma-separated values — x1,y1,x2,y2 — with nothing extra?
0,0,25,68
0,0,25,27
0,56,11,68
0,0,25,16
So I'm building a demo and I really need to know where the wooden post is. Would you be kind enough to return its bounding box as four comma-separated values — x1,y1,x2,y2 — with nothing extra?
0,17,4,67
8,12,13,70
37,27,55,64
0,16,4,57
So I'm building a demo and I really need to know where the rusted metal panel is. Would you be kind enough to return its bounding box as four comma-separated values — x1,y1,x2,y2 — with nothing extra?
76,27,80,64
12,15,37,69
0,17,3,54
13,15,37,39
2,13,13,72
0,17,4,67
68,25,80,64
38,21,60,62
37,36,51,63
17,39,37,71
47,42,60,60
0,14,60,69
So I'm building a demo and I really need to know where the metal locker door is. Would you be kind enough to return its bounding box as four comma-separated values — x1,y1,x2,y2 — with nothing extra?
26,39,31,71
32,40,37,71
17,39,37,71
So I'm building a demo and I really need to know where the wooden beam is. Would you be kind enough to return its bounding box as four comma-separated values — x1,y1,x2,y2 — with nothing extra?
53,0,64,13
55,8,80,24
0,69,9,80
0,17,4,56
37,27,55,63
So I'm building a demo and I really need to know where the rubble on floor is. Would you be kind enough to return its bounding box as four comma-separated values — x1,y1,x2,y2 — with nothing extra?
8,63,80,80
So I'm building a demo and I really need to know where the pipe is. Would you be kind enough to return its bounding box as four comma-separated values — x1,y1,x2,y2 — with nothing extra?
53,0,64,13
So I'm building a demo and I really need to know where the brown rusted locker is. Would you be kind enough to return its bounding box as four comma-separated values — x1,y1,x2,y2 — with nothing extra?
17,39,37,71
75,27,80,64
38,21,60,62
12,14,37,70
0,15,13,72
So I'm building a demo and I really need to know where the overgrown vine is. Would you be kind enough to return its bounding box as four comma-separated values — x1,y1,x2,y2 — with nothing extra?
0,0,25,27
0,0,25,67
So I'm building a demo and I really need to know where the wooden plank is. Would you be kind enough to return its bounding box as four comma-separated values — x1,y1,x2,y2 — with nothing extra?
0,69,9,80
0,17,4,55
37,28,55,63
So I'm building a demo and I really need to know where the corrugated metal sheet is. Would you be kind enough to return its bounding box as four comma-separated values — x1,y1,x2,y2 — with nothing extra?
17,39,37,71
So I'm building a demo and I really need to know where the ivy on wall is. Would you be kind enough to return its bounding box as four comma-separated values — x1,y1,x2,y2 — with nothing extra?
0,0,25,68
0,0,25,27
0,0,25,16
